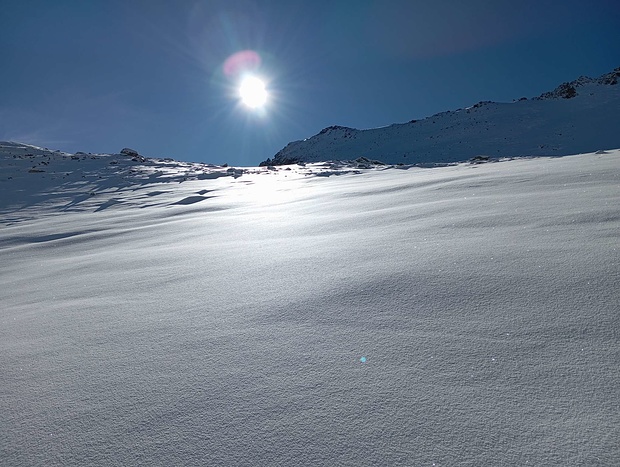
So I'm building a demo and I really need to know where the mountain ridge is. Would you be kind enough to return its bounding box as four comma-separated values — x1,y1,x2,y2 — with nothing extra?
261,67,620,166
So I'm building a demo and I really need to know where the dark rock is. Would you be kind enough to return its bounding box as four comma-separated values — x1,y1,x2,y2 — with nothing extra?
120,148,139,157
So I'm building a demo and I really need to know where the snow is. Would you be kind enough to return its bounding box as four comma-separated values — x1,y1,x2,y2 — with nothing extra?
264,68,620,166
1,142,619,465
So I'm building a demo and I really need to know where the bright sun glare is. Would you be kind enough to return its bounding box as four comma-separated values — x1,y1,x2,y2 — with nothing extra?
239,76,267,109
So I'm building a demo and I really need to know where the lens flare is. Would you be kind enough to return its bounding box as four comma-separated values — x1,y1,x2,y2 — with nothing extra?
223,50,261,77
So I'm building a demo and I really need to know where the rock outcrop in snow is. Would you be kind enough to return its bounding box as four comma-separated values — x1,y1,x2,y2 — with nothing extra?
261,67,620,166
535,67,619,100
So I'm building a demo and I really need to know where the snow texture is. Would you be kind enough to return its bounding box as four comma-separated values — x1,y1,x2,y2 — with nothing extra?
263,68,620,166
1,142,620,466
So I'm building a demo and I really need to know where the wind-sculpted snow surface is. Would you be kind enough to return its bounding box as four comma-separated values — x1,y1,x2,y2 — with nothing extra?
1,146,619,466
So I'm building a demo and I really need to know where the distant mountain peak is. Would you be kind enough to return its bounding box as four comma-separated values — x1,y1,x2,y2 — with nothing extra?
261,67,620,166
536,67,619,100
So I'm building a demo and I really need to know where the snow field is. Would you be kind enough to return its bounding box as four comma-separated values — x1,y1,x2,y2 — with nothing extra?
1,151,619,466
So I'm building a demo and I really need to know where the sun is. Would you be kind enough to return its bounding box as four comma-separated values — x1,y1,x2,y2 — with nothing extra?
239,76,267,109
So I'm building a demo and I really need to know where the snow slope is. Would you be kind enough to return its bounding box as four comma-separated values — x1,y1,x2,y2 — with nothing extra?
1,143,620,466
262,68,620,166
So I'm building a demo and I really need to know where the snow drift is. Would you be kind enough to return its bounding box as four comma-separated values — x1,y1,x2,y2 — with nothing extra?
1,142,619,466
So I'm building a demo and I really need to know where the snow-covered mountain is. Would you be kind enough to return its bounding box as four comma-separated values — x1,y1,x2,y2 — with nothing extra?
261,68,620,166
2,70,620,465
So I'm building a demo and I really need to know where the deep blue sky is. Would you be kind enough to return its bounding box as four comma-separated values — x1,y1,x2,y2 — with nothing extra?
1,0,618,166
